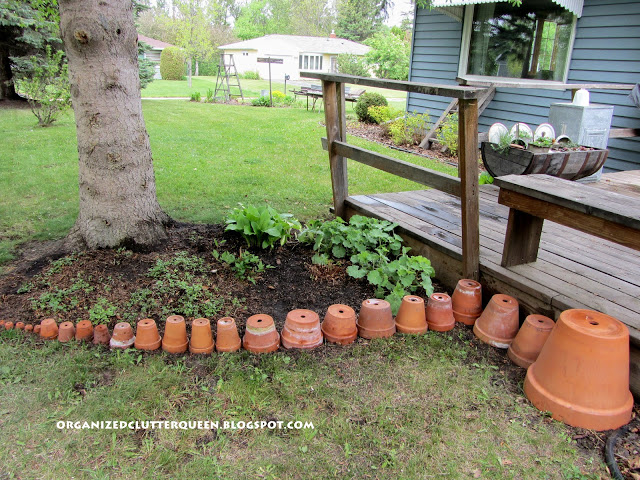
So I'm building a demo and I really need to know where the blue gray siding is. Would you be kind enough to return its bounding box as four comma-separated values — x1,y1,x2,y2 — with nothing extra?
407,0,640,172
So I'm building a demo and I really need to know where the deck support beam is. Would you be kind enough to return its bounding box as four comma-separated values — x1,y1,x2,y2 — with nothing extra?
322,80,348,219
458,98,480,280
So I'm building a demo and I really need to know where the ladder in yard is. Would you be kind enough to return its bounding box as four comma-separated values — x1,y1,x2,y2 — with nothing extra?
214,54,244,102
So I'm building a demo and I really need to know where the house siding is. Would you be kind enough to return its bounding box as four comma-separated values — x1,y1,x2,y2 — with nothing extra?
407,0,640,172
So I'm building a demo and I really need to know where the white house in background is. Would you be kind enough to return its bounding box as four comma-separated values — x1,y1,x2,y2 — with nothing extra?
138,34,176,79
219,33,370,81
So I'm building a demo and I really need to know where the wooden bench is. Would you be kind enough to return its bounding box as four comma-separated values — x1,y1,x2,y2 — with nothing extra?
494,174,640,267
292,85,366,111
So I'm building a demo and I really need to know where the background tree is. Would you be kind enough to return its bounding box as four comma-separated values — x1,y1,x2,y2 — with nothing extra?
336,53,370,77
58,0,170,249
289,0,335,36
335,0,389,42
233,0,293,40
175,0,213,86
365,27,411,80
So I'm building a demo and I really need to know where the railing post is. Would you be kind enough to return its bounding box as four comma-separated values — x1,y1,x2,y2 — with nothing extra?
458,98,480,280
322,80,348,219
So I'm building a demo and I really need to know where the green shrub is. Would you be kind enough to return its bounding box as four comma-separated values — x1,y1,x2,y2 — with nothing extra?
160,46,185,80
225,204,301,249
190,91,201,102
336,53,370,77
437,113,458,155
212,249,272,284
205,88,214,103
192,59,218,76
368,105,402,125
355,92,388,123
251,96,271,107
241,71,261,80
137,41,156,89
479,171,494,185
388,111,431,146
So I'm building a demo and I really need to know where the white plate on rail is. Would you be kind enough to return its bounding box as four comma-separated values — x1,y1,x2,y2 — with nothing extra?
510,122,533,140
534,123,556,141
488,123,508,144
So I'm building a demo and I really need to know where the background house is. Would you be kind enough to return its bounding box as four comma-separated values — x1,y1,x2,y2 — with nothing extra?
219,34,370,81
407,0,640,172
138,34,176,79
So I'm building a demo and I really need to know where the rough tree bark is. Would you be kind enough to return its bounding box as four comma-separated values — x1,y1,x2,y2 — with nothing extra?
58,0,170,249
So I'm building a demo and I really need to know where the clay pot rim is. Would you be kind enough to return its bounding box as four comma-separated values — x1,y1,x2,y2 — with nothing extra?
560,309,628,339
396,323,428,334
321,326,357,344
473,323,514,348
216,339,242,352
281,336,323,350
356,322,396,339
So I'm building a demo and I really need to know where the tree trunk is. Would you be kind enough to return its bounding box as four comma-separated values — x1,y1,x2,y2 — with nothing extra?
0,48,20,101
195,60,199,77
187,56,192,87
58,0,170,249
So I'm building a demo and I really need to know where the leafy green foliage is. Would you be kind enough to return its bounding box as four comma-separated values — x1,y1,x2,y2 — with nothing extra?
31,275,94,313
355,92,388,123
240,71,261,80
365,28,411,81
436,113,458,156
205,88,214,103
213,249,272,284
367,105,402,125
388,112,431,146
88,297,118,325
190,91,201,102
336,54,370,77
160,46,185,80
336,0,385,42
137,41,156,89
479,172,494,185
225,204,301,249
14,46,71,127
299,215,435,312
251,95,271,107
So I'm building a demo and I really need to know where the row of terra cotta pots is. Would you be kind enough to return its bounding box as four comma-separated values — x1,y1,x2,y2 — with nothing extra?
452,279,634,433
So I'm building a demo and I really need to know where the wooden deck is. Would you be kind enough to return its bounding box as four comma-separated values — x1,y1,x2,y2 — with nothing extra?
344,171,640,396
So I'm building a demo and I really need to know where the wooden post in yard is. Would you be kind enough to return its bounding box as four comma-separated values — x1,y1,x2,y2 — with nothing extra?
322,80,348,219
458,98,480,280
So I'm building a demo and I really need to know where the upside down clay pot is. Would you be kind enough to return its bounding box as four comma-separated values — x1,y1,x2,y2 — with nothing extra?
110,322,135,349
58,321,76,342
524,309,633,431
357,299,396,339
75,320,94,342
134,318,162,351
507,314,555,368
190,318,214,354
4,321,14,330
93,324,110,346
25,324,34,333
39,318,58,340
321,304,357,345
15,322,25,331
395,295,428,334
216,317,242,352
162,315,189,354
243,314,280,353
451,279,483,326
34,324,41,335
281,309,323,349
0,320,5,328
426,293,455,332
473,294,519,348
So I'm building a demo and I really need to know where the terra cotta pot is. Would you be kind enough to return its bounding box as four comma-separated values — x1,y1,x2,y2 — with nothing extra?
473,294,519,349
162,315,189,354
134,318,162,351
34,324,41,335
357,299,395,339
524,309,633,431
425,293,455,332
75,320,93,342
321,304,357,345
0,320,5,328
110,322,135,349
243,314,280,353
25,324,34,333
4,321,14,330
395,295,428,334
92,324,110,346
39,318,58,340
281,309,323,349
507,314,555,368
451,279,483,326
189,318,214,354
58,321,76,342
15,322,25,331
216,317,242,352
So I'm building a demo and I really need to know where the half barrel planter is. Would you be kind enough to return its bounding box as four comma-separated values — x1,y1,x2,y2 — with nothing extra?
321,304,357,345
40,318,58,340
473,294,520,349
58,321,76,342
395,295,428,334
357,299,396,339
425,293,455,332
524,309,633,431
451,279,483,326
93,324,111,346
507,314,555,368
162,315,189,354
75,320,94,342
216,317,242,352
110,322,135,349
190,318,214,354
281,309,323,349
243,314,280,353
135,318,162,351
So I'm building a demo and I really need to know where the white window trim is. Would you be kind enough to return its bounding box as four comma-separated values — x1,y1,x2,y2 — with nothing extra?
457,4,578,84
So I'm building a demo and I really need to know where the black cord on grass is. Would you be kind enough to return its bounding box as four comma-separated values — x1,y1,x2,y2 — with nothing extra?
605,426,627,480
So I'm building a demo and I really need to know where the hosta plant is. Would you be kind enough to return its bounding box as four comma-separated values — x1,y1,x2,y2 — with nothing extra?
225,204,301,249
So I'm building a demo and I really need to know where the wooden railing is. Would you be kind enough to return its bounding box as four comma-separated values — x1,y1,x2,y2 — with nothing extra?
301,72,485,280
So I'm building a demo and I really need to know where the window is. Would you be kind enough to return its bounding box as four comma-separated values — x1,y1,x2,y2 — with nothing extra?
298,54,323,71
462,2,575,82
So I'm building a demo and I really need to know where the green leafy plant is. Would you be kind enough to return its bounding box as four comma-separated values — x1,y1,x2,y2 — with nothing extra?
479,171,494,185
190,91,201,102
251,95,271,107
225,204,301,249
240,71,260,80
137,41,156,89
213,249,272,284
355,92,388,123
336,53,370,77
491,131,515,155
205,88,214,103
367,105,402,125
160,46,185,80
388,111,431,146
530,136,553,148
31,275,94,313
437,113,458,155
89,297,118,325
14,46,71,127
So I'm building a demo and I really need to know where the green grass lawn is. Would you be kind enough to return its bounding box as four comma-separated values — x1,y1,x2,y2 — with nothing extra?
0,101,607,479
